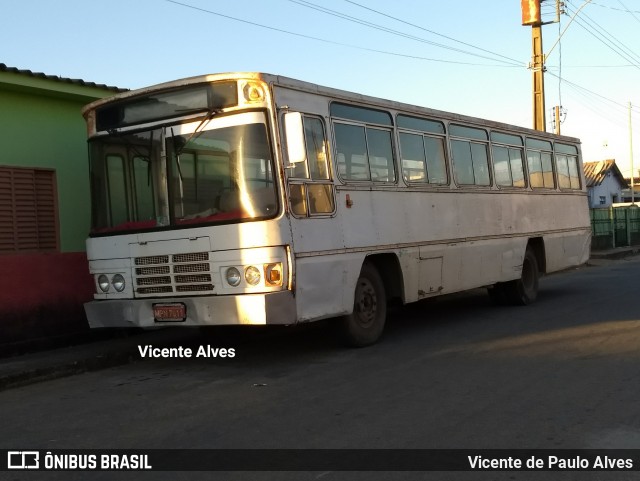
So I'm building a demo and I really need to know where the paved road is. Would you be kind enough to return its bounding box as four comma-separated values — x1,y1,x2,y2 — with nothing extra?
2,258,639,480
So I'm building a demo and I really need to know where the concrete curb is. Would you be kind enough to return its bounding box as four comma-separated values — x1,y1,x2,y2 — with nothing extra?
0,328,201,392
0,351,137,391
590,246,640,261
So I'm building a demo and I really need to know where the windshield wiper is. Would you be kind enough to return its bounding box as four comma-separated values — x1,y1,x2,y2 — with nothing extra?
173,108,222,158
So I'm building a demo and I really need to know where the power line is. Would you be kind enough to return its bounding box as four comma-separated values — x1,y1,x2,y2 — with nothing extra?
164,0,521,68
548,64,640,68
565,1,640,69
577,3,640,64
341,0,523,66
547,82,640,132
547,71,625,110
288,0,522,66
590,1,640,14
617,0,640,25
566,13,640,69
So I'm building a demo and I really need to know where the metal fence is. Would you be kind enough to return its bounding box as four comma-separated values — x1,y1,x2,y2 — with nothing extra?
590,206,640,250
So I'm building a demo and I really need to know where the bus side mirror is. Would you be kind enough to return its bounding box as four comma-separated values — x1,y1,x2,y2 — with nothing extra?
283,112,306,167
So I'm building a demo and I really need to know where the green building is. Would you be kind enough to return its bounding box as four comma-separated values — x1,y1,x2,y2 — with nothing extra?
0,64,125,343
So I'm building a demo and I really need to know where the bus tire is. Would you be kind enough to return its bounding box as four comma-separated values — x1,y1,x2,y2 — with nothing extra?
341,262,386,347
487,283,508,305
505,247,539,305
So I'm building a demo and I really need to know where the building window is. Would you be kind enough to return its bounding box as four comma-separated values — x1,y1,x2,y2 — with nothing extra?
599,196,606,205
0,167,59,253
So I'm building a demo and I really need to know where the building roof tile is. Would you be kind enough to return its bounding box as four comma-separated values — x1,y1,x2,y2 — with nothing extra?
583,159,628,188
0,63,126,93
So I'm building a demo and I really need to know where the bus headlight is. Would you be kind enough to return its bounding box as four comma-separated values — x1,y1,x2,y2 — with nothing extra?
226,267,242,287
245,266,261,286
98,274,110,293
112,274,126,292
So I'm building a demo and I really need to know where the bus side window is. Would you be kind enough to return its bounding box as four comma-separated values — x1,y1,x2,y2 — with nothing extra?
555,142,581,190
451,140,490,186
556,154,571,189
541,152,555,188
492,146,525,188
287,115,335,217
526,138,555,189
400,132,427,182
567,155,581,189
305,118,330,180
367,128,395,182
334,123,370,181
450,124,490,187
397,115,448,186
527,151,544,188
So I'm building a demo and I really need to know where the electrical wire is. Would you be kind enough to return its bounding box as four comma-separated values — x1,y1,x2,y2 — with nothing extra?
590,1,640,14
288,0,522,66
565,1,640,69
617,0,640,25
164,0,522,68
547,71,628,110
566,14,640,69
165,0,640,131
340,0,523,66
547,70,640,124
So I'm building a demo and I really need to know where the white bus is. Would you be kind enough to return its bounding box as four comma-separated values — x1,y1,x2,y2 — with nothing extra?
82,72,591,346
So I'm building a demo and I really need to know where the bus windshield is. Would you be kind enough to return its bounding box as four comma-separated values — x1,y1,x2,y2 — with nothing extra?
88,111,277,234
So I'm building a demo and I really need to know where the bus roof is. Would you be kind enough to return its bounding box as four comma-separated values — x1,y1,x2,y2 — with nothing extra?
82,71,580,144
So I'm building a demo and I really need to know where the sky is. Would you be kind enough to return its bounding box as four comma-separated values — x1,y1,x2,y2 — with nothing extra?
3,0,640,177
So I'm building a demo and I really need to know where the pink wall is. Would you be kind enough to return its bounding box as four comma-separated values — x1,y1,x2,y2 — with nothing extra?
1,252,94,343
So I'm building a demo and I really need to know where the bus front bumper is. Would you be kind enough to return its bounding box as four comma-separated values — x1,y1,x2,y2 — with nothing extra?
84,291,297,328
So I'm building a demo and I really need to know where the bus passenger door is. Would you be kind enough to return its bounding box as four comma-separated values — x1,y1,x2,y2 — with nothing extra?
282,112,339,247
281,108,344,321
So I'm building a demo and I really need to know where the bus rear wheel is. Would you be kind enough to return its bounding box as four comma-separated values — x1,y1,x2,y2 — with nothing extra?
341,263,386,347
504,247,539,305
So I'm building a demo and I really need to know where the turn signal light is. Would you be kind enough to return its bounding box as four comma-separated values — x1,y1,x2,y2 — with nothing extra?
264,263,283,287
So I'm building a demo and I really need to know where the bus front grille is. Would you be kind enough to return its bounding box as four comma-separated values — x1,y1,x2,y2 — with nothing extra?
133,252,214,297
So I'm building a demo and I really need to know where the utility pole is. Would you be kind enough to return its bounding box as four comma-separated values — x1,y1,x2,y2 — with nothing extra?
531,23,546,131
522,0,545,131
523,0,593,133
521,0,567,132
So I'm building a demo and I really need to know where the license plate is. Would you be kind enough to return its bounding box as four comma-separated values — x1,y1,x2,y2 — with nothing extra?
153,303,186,322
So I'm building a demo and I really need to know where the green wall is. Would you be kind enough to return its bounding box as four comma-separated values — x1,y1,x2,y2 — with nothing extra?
0,75,119,253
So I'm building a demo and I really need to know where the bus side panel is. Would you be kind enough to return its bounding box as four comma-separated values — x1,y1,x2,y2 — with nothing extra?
293,253,364,322
544,230,591,273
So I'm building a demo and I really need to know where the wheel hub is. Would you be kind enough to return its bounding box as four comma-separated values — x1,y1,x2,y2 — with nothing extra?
355,279,377,327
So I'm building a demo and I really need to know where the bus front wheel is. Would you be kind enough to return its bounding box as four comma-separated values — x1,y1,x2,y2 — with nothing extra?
341,263,386,347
